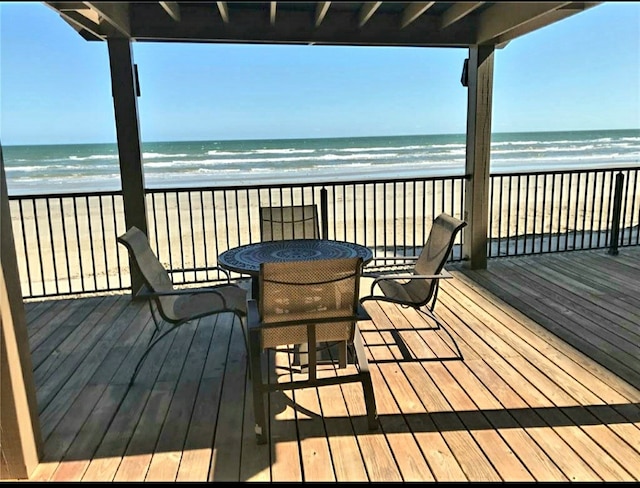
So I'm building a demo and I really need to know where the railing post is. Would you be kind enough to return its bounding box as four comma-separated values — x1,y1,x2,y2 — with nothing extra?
320,187,329,240
608,172,624,256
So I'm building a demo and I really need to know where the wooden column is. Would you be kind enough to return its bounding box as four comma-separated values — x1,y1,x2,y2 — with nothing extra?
107,38,147,295
463,45,495,270
1,146,43,479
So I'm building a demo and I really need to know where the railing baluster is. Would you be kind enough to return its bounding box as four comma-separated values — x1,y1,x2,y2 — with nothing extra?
7,169,637,299
60,197,72,293
18,199,33,297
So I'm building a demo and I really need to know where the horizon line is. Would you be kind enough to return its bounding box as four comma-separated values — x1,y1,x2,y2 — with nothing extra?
4,127,639,147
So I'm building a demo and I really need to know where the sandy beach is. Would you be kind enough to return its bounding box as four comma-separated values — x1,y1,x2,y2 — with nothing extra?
9,169,638,299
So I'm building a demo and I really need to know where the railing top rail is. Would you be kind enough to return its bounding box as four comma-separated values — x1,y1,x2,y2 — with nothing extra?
8,164,638,200
143,173,470,194
490,164,640,178
9,189,123,201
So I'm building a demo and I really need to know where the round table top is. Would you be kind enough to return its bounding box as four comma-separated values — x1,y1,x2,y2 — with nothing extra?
217,239,373,275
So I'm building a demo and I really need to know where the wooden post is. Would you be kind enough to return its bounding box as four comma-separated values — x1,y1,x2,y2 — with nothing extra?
463,45,495,270
107,38,147,295
1,145,43,479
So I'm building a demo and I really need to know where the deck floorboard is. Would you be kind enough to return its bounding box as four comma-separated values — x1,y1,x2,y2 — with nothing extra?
24,247,640,481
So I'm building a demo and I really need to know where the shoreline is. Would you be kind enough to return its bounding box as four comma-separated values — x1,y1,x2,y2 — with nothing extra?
6,160,639,198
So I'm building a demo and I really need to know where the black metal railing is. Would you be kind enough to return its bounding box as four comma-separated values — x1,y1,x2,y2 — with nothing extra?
145,175,466,285
9,166,639,299
488,166,639,258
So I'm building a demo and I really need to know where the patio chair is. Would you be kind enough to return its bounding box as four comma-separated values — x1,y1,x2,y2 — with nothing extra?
117,226,248,385
360,213,467,360
247,256,378,444
259,204,321,241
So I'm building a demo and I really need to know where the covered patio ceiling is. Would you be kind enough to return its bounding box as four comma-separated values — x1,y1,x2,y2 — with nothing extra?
45,2,600,47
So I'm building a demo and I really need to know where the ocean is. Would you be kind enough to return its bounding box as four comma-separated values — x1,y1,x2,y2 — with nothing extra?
3,129,639,196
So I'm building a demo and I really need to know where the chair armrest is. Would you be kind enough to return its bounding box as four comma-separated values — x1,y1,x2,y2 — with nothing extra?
367,255,419,262
170,266,232,283
368,269,452,294
135,286,239,311
137,285,240,298
210,266,232,283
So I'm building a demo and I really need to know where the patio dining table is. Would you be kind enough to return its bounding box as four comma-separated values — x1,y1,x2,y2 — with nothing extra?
217,238,373,300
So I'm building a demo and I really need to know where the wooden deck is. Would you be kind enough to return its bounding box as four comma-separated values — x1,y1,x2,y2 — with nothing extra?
23,247,640,482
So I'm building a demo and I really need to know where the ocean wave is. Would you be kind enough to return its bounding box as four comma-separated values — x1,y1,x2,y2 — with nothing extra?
206,148,316,156
68,154,117,161
143,152,189,158
337,145,426,152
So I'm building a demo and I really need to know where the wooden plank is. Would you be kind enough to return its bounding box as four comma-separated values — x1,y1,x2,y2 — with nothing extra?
506,257,640,340
37,299,152,432
28,297,85,349
33,310,153,480
113,321,199,481
290,366,336,482
357,325,435,481
176,314,237,481
144,315,221,481
459,266,640,390
439,279,630,405
268,348,303,481
401,362,501,481
443,304,628,481
24,299,56,325
430,362,534,481
81,316,184,481
449,269,640,401
313,336,369,481
445,361,566,481
33,296,128,387
337,378,402,481
424,292,604,481
207,316,250,481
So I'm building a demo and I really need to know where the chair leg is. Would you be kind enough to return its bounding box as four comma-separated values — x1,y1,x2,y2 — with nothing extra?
249,330,267,444
338,340,347,368
352,329,378,430
361,373,378,431
421,307,464,361
130,324,179,386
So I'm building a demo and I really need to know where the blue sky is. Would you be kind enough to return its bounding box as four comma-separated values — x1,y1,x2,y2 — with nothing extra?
1,1,639,145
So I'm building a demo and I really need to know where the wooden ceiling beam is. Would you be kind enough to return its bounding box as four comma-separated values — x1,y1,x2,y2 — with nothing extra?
159,2,181,22
44,2,106,39
358,2,381,28
440,2,484,29
492,2,600,45
315,1,330,28
127,7,474,47
400,2,435,29
84,2,131,38
476,2,571,44
217,1,229,23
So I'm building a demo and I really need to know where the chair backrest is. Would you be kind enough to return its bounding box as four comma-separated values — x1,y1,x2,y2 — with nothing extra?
258,257,362,349
405,213,467,304
259,204,321,241
117,226,180,321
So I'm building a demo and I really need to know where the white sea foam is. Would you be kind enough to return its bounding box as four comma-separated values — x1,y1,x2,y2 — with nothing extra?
4,130,638,195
